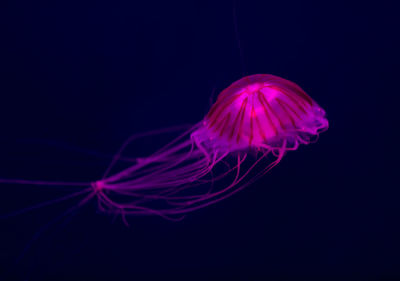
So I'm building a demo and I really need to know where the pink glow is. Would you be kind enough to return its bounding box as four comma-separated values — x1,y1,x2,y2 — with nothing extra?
88,74,328,220
205,74,328,150
1,74,328,221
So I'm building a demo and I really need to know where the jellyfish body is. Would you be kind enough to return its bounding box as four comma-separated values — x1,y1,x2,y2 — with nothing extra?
90,74,328,219
203,74,328,151
0,74,328,220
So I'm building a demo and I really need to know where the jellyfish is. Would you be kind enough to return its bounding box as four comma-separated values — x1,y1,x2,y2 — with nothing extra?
1,74,328,220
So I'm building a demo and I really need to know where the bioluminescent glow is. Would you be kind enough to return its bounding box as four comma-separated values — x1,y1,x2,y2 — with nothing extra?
1,74,328,220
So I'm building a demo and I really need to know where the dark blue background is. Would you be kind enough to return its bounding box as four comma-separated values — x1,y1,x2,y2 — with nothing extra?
1,1,398,280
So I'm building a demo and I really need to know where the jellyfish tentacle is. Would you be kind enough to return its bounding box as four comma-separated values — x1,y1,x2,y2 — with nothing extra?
102,124,194,179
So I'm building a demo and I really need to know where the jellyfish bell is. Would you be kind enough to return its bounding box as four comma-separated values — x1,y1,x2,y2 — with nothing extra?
196,74,328,153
